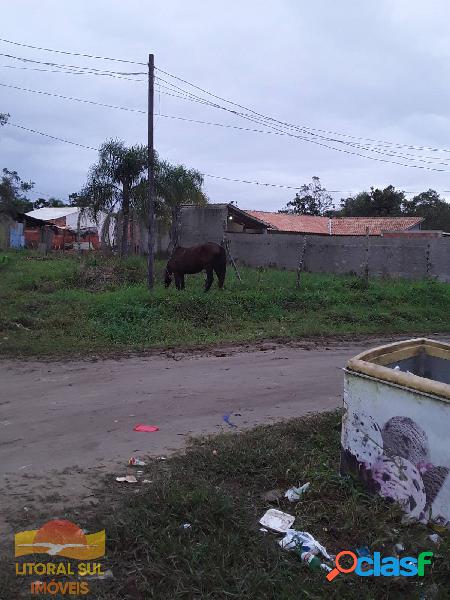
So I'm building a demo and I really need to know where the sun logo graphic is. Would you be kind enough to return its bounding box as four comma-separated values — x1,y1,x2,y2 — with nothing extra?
15,519,105,560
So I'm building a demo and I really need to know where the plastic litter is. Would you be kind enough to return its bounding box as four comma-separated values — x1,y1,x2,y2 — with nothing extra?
356,546,371,558
279,529,333,561
223,414,238,428
299,548,332,573
259,509,295,533
116,475,138,484
285,482,310,502
428,533,442,546
133,424,159,432
128,457,147,466
394,542,405,553
181,523,191,529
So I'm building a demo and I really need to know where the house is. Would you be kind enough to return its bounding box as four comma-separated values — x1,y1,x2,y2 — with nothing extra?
25,206,102,250
245,210,425,236
0,211,57,250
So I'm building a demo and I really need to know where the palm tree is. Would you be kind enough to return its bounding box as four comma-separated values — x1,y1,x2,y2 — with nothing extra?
157,161,208,253
80,140,147,257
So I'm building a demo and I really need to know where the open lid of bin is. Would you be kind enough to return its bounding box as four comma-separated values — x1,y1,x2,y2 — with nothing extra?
346,338,450,402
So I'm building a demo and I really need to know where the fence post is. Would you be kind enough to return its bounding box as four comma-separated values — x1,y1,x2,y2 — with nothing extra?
361,226,370,287
297,236,307,288
426,242,431,278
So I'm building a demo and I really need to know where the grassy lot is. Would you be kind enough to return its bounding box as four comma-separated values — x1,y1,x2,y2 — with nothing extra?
3,411,448,599
0,250,449,357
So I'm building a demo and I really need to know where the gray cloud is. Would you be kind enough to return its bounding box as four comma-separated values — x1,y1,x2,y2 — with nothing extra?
1,0,450,211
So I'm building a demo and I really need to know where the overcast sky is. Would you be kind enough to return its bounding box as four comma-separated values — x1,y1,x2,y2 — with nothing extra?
1,0,450,211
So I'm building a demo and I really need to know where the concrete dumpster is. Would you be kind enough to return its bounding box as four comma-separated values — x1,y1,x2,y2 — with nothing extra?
341,338,450,527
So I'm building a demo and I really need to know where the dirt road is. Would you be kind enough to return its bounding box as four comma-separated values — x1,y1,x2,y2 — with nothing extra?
0,341,360,476
1,335,447,535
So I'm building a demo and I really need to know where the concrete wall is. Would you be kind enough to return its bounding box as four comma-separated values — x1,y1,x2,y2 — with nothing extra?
178,207,450,281
223,233,450,282
180,205,228,247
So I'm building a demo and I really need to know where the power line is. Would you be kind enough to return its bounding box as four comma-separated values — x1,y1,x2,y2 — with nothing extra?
6,120,450,196
0,63,145,81
0,37,146,65
7,122,98,150
157,67,450,156
4,80,450,172
0,82,147,113
3,37,450,157
0,51,146,75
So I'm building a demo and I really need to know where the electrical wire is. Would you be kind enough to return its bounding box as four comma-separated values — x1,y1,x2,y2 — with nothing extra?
6,120,450,195
7,122,98,150
0,63,146,81
0,37,146,65
2,37,449,156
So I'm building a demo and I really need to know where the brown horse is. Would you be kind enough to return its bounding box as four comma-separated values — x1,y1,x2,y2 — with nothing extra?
164,242,226,291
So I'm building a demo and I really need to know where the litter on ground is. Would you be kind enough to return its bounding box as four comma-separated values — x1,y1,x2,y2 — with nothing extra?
116,475,138,484
128,457,147,466
356,546,372,557
259,509,295,533
285,482,310,502
223,414,238,428
278,529,333,561
428,533,442,546
133,424,160,432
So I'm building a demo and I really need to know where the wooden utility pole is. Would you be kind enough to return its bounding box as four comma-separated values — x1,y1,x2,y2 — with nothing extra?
147,53,155,289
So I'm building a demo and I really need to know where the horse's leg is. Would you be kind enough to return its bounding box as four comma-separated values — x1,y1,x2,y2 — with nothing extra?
204,267,214,292
180,274,185,290
174,273,181,290
214,265,226,289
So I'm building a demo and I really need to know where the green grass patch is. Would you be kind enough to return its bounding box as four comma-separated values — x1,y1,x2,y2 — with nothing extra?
0,251,449,357
3,411,448,598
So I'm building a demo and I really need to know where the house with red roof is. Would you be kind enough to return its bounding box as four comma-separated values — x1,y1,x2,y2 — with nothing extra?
245,210,424,236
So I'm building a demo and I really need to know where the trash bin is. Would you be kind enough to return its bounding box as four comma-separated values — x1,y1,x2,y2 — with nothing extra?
341,338,450,527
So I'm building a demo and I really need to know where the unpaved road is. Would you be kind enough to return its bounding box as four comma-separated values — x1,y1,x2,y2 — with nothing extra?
1,340,362,475
1,335,448,535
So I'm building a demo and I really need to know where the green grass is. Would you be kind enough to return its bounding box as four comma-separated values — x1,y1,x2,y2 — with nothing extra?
0,250,449,357
3,411,448,599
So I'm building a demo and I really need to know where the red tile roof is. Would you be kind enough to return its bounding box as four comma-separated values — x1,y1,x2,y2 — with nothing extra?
245,211,423,235
246,211,330,233
331,217,424,235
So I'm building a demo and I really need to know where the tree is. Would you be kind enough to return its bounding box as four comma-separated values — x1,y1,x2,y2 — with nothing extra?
33,197,66,209
157,161,208,251
280,176,333,216
340,185,405,216
0,168,34,216
79,140,148,257
402,189,450,231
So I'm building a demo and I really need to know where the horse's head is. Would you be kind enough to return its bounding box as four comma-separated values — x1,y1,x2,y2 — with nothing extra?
164,266,173,288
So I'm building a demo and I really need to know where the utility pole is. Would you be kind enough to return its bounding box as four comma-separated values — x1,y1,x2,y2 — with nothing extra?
147,53,155,289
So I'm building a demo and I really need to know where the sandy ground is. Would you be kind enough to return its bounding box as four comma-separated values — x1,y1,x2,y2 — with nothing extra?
1,335,448,538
